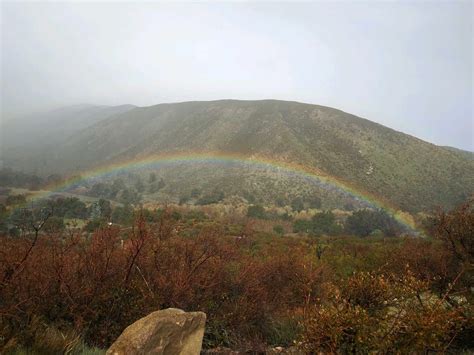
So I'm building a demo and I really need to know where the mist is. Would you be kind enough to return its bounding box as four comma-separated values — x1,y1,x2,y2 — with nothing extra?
1,1,472,150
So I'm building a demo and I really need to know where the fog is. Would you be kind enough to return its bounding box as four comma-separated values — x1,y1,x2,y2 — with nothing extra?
1,1,472,150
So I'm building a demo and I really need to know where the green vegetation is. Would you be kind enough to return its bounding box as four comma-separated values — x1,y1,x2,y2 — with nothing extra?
6,194,27,206
0,169,45,190
293,209,403,239
88,178,143,206
310,210,342,235
3,100,473,213
247,204,266,219
111,204,134,225
195,190,225,205
345,209,401,237
272,224,284,235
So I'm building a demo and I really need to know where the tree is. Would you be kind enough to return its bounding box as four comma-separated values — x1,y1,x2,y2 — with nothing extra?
196,190,225,205
98,199,112,220
242,190,256,204
0,168,44,189
47,197,87,219
293,219,312,233
293,211,341,236
89,182,111,198
43,216,65,232
134,178,145,193
345,209,400,237
179,195,190,205
0,204,8,233
275,197,287,207
90,199,112,221
431,198,473,264
110,178,126,198
111,204,134,225
6,194,26,206
247,205,266,219
149,178,165,194
291,197,304,212
311,211,341,236
89,202,101,220
307,196,322,209
5,206,52,281
148,172,157,183
119,188,141,206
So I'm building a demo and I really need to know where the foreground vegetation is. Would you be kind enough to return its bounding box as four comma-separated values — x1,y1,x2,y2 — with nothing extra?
0,199,472,353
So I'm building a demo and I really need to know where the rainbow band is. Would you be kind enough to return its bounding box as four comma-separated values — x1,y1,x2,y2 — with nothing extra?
24,151,418,232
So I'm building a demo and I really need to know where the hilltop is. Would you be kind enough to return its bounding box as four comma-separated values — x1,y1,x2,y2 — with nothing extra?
3,100,473,212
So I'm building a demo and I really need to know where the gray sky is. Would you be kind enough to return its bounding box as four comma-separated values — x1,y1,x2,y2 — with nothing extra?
1,1,473,150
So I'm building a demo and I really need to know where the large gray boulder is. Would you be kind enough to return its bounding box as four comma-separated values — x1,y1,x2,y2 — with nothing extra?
107,308,206,355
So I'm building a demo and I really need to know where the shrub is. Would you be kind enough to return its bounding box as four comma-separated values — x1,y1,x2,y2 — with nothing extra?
6,194,27,206
293,219,312,233
345,209,401,237
196,191,225,205
247,205,266,219
293,211,341,235
301,277,468,353
272,225,284,235
0,201,471,353
291,198,304,212
311,211,342,236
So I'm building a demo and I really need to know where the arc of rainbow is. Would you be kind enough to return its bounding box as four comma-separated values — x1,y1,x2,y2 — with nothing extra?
20,151,417,232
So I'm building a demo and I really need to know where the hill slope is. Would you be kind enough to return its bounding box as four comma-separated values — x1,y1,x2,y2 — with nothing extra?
2,104,135,150
3,100,473,212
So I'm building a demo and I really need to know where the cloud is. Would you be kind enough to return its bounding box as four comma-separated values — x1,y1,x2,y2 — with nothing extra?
1,1,472,150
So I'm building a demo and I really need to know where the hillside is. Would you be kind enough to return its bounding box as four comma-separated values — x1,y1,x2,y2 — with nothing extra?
3,100,473,212
2,104,135,150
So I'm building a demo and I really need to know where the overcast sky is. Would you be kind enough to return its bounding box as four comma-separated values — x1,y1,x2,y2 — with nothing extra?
1,1,472,150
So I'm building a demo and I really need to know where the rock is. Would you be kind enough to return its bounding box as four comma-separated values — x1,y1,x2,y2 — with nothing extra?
266,346,304,354
265,346,306,355
202,347,240,354
107,308,206,355
204,346,304,354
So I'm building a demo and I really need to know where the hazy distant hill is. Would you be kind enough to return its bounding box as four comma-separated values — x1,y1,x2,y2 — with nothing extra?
3,100,473,212
2,104,135,150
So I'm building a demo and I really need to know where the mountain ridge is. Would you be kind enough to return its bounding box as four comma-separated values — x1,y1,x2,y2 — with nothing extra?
130,99,473,152
3,99,473,212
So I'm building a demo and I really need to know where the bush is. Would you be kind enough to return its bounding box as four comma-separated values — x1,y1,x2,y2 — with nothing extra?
273,225,284,235
6,194,27,206
0,201,471,353
301,276,468,353
0,214,328,351
345,209,401,237
293,219,311,233
43,216,65,232
293,211,341,235
291,198,304,212
179,195,190,205
196,191,224,205
311,211,342,236
247,205,266,219
111,204,134,225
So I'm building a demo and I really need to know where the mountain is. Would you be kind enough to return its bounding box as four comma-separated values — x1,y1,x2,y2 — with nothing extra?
3,100,473,212
2,104,135,150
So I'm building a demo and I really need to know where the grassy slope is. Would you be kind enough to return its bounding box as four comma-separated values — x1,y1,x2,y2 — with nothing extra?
5,100,473,212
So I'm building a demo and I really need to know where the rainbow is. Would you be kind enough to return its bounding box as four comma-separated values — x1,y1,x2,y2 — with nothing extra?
21,151,417,232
